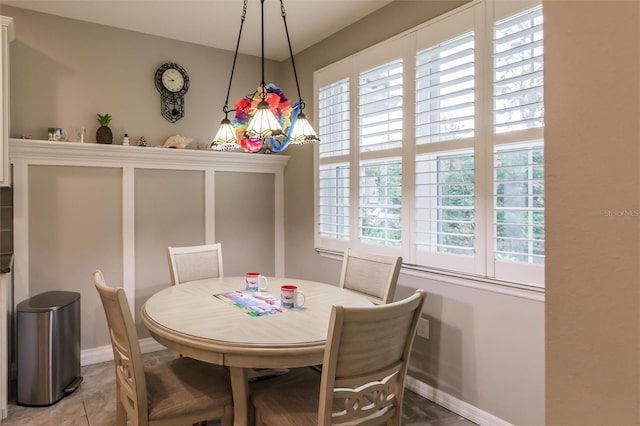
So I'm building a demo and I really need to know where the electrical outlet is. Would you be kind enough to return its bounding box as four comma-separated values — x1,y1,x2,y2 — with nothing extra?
417,317,429,339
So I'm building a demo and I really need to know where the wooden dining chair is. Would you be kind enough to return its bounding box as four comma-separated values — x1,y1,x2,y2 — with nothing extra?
339,248,403,305
251,289,426,426
309,248,403,375
166,243,224,285
93,270,233,426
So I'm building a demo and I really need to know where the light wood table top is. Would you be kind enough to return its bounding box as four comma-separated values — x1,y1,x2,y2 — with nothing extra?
141,276,372,425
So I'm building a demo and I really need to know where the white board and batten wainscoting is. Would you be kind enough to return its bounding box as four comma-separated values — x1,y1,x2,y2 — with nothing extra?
9,137,289,364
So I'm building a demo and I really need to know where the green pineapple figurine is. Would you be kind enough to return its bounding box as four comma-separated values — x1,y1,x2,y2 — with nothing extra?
96,113,113,144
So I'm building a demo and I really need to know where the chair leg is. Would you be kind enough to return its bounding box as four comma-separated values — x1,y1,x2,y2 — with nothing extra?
387,412,401,426
115,399,127,426
221,404,234,426
254,408,266,426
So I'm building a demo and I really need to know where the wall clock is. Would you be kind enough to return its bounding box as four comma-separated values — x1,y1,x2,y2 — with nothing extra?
154,62,190,122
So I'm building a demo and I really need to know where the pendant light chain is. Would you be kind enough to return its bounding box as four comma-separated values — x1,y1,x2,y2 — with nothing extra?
223,0,249,114
260,0,267,97
279,0,304,109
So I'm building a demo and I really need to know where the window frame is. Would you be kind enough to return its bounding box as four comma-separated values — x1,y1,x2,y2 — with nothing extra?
313,0,544,288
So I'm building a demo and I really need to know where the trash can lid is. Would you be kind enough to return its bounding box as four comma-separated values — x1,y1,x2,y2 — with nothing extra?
17,291,80,312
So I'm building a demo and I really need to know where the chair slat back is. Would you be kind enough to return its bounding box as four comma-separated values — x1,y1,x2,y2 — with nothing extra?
339,249,402,305
167,243,224,285
319,290,426,426
94,270,148,425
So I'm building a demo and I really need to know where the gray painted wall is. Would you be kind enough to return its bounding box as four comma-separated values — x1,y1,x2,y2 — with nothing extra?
29,165,123,350
4,2,546,425
2,4,281,147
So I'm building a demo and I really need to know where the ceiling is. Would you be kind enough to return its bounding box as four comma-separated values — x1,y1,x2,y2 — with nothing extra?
3,0,394,61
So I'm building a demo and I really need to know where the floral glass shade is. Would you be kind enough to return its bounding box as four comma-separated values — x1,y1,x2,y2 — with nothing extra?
288,112,320,144
210,118,240,151
230,84,293,153
245,99,284,138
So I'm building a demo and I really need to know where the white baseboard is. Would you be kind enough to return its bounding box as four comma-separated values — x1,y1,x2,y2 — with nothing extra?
405,376,513,426
80,338,167,366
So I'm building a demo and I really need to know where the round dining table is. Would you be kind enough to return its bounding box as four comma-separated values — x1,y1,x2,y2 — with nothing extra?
141,276,373,425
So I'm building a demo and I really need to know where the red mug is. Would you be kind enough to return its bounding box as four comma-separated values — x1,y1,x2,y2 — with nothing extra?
246,272,268,292
281,285,306,309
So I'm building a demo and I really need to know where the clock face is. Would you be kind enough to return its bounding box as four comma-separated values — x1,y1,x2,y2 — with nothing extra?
155,62,189,96
155,62,189,122
162,68,185,93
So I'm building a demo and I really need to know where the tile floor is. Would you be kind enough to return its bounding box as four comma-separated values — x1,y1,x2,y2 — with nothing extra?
3,350,476,425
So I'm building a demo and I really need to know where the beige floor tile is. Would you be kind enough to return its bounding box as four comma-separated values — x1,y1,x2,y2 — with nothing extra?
3,350,476,426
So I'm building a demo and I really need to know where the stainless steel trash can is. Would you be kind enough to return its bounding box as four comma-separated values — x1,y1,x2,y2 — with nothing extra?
16,291,83,406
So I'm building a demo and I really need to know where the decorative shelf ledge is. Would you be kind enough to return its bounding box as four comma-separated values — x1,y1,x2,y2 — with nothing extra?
9,139,290,173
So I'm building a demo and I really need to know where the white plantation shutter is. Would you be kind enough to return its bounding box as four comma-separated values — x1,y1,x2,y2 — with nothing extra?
319,78,350,158
359,60,403,152
318,163,350,240
359,158,402,247
492,4,544,285
494,141,544,264
493,5,543,133
416,32,475,144
356,58,403,249
413,14,477,272
317,78,350,245
416,150,475,255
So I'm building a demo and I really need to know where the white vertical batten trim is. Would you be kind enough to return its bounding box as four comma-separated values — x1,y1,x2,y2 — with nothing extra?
122,167,135,313
204,168,216,245
274,168,285,276
0,272,9,419
12,159,28,308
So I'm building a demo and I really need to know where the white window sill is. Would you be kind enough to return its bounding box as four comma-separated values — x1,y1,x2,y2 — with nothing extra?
317,249,544,302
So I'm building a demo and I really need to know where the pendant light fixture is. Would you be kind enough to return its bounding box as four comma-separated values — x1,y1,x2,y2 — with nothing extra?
210,0,320,153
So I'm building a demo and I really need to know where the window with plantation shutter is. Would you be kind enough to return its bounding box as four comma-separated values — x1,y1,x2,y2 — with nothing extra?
492,3,544,285
416,32,475,144
314,0,545,289
493,5,543,133
319,78,350,158
318,163,350,240
356,58,403,248
494,141,544,264
317,78,350,242
414,18,477,273
416,150,475,256
359,158,402,247
359,60,403,152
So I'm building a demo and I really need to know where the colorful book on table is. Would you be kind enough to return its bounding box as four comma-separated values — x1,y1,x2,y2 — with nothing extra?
214,290,285,317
